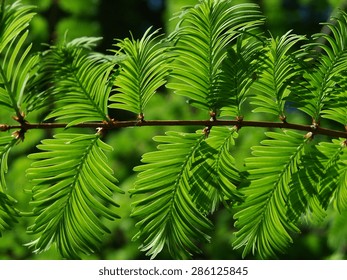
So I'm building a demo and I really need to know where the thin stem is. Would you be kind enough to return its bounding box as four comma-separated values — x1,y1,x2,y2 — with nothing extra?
1,119,347,138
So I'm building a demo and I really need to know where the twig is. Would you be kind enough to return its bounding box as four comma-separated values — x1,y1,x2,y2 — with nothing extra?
1,119,347,138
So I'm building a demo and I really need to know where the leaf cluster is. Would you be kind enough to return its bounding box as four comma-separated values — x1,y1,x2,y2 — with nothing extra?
1,0,347,259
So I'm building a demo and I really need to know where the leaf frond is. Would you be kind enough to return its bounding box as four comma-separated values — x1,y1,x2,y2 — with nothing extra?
251,31,305,118
39,38,115,126
291,10,347,123
220,35,264,118
287,143,327,224
0,191,20,237
0,136,19,236
0,1,37,115
109,28,171,116
317,139,347,213
167,0,264,112
233,130,307,258
26,133,123,259
131,131,213,259
191,126,243,213
0,1,35,53
0,135,17,190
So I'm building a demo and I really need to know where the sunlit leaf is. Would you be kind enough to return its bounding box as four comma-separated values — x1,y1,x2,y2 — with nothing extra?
26,133,124,259
109,28,171,117
233,130,307,258
167,0,264,112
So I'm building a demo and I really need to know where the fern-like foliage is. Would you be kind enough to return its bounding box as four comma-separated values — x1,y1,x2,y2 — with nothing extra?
131,131,213,259
232,11,347,258
191,126,242,208
219,35,263,118
319,12,347,127
131,126,242,259
233,130,307,258
0,1,37,116
0,136,15,190
251,31,305,118
0,1,36,237
2,0,347,260
317,139,347,213
167,0,264,113
38,37,116,126
0,136,19,236
286,144,327,224
286,138,347,225
0,1,34,53
26,133,123,259
109,28,171,117
292,11,347,124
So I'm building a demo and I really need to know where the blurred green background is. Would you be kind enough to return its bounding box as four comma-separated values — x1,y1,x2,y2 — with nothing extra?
1,0,347,260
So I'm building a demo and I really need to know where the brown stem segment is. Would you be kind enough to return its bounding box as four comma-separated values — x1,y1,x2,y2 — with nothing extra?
0,119,347,138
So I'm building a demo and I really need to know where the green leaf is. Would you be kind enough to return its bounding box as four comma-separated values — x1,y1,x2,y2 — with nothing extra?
40,38,116,126
318,139,347,213
0,191,20,237
131,131,213,259
0,135,20,236
220,35,263,118
233,130,307,258
0,1,35,53
26,133,124,259
292,11,347,123
0,135,17,191
0,1,38,115
288,138,347,217
287,143,326,224
251,31,304,118
191,126,243,213
167,0,264,112
109,28,171,117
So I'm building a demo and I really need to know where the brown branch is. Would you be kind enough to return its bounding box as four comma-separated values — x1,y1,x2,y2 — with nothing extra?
1,119,347,138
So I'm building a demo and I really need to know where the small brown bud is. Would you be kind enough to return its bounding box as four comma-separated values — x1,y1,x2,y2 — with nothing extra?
209,111,217,121
137,113,145,122
203,126,211,138
279,115,286,123
0,124,9,131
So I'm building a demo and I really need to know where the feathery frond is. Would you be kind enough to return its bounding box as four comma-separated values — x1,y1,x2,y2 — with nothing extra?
167,0,264,113
0,1,35,53
191,126,243,212
292,10,347,123
0,1,37,116
319,11,347,127
318,139,347,213
109,28,171,117
287,144,327,224
251,31,304,118
0,135,20,236
40,38,115,126
219,35,263,118
26,133,123,259
288,138,347,217
0,191,19,237
0,135,17,190
131,131,213,259
2,0,347,261
233,130,307,258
